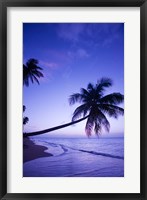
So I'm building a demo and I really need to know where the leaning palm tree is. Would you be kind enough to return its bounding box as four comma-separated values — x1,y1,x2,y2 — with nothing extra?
69,78,124,136
25,78,124,137
23,58,44,87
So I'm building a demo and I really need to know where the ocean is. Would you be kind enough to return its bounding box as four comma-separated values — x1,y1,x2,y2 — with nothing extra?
23,137,124,177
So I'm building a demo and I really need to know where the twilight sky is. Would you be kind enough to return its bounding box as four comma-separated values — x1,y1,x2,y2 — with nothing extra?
23,23,124,138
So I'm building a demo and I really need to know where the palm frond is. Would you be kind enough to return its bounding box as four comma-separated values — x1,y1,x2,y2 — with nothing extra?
96,109,110,132
33,70,44,78
32,74,40,84
80,88,90,97
72,104,90,121
98,77,112,87
23,76,29,87
98,104,124,118
87,83,95,92
30,73,34,84
89,107,110,135
36,66,43,71
26,58,38,66
69,93,83,105
96,78,112,95
99,93,124,105
23,58,44,87
94,122,102,136
85,115,95,137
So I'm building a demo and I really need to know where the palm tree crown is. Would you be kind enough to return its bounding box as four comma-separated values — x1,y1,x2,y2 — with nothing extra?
23,58,44,87
69,78,124,137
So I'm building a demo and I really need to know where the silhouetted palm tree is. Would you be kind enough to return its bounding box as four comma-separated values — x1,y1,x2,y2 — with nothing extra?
25,78,124,137
23,59,44,129
23,58,44,87
23,105,26,112
69,78,124,136
23,105,29,130
23,117,29,125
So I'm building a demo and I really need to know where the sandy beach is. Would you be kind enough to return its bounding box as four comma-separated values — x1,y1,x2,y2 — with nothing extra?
23,137,52,163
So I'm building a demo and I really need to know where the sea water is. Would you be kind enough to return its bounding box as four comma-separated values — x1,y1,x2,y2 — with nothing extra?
23,137,124,177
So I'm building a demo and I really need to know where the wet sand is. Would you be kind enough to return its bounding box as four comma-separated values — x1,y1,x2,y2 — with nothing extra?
23,137,53,163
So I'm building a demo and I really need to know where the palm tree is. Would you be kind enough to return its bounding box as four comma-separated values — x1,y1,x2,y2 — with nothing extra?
23,58,44,87
23,105,29,133
23,117,29,125
69,78,124,136
23,105,29,126
23,59,44,129
23,105,26,112
24,78,124,137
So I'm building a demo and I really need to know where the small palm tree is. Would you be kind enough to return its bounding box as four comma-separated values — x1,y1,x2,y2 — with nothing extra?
23,58,44,87
69,78,124,136
25,78,124,137
23,105,29,129
23,117,29,125
23,105,26,112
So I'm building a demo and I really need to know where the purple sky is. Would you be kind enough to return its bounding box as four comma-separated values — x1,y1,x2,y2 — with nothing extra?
23,23,124,138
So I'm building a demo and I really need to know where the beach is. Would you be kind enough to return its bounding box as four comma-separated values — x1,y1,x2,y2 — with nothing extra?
23,137,124,177
23,137,52,163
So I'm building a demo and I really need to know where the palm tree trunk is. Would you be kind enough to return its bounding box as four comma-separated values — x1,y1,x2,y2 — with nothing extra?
24,115,89,137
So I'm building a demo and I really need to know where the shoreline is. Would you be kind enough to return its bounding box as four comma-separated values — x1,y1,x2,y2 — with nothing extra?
23,137,53,163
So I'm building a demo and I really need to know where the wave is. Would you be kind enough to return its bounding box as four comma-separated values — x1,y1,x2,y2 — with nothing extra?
78,149,124,159
40,141,124,160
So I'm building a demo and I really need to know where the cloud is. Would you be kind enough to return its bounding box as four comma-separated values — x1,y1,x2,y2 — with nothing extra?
62,65,72,79
68,48,90,59
38,60,60,83
57,23,123,49
57,23,85,42
77,48,89,58
46,49,71,63
40,61,58,70
101,24,122,47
